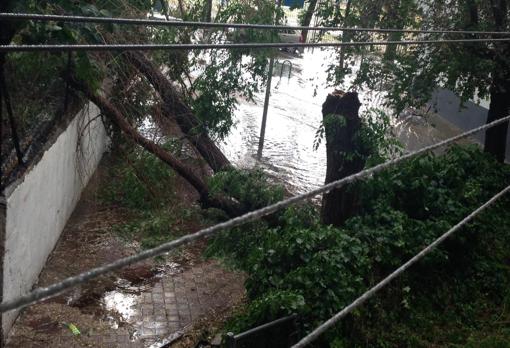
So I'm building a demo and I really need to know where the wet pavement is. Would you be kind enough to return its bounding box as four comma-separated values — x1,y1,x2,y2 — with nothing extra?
221,48,475,194
6,168,246,348
7,48,477,348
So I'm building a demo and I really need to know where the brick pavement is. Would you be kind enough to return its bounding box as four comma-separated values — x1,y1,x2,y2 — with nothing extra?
7,259,245,348
6,170,246,347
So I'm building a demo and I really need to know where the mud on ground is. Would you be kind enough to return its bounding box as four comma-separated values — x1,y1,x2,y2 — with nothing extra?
7,158,246,348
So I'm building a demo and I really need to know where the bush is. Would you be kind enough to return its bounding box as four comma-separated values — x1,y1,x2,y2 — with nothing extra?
101,145,176,211
209,168,285,211
114,209,180,249
208,145,510,346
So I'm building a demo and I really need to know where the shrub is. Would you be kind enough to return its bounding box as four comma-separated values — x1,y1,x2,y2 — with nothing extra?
209,168,285,211
101,144,176,211
208,145,510,346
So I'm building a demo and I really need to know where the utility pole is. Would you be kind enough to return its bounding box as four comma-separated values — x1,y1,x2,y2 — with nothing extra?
257,56,275,159
257,0,282,160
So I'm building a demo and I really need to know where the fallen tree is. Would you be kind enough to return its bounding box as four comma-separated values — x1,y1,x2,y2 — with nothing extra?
124,51,232,173
69,76,244,218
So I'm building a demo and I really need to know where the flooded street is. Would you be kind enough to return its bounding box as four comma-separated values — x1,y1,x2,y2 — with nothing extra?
221,48,469,193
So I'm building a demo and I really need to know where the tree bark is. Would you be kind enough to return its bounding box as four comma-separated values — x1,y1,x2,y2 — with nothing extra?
484,0,509,162
69,76,244,217
1,0,23,175
0,0,17,46
484,76,510,162
383,0,403,62
204,0,212,22
124,51,232,172
359,0,384,28
321,91,365,227
300,0,319,43
339,0,353,70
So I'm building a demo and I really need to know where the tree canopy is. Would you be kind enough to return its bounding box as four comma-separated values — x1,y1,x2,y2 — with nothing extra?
310,0,509,161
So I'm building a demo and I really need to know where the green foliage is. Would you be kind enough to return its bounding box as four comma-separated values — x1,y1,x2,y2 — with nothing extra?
11,1,146,91
189,52,253,138
357,108,403,165
314,108,402,166
147,0,281,140
208,145,510,346
3,0,158,138
5,52,67,130
318,0,508,118
209,168,285,211
6,0,282,143
114,209,179,249
101,141,205,249
226,289,305,333
101,144,176,211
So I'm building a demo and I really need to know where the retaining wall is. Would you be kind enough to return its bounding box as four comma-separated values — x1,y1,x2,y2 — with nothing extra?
0,102,108,339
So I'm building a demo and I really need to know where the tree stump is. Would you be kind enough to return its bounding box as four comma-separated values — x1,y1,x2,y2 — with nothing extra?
320,91,365,227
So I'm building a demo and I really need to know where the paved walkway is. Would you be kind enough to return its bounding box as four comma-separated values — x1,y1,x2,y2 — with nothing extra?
8,259,245,347
7,170,246,348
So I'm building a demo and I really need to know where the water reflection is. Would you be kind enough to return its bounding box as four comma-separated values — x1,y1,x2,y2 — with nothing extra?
220,49,384,193
220,48,465,193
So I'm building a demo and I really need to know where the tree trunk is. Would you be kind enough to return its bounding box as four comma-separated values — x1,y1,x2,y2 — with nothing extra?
1,0,23,176
321,91,365,227
334,0,342,22
339,0,353,71
300,0,319,43
69,76,244,217
360,0,384,28
204,0,212,22
177,0,186,17
159,0,170,20
125,51,232,172
0,0,16,46
383,0,402,62
484,0,509,162
484,76,510,162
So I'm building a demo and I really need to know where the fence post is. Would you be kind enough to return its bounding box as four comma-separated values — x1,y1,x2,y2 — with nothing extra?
225,332,236,348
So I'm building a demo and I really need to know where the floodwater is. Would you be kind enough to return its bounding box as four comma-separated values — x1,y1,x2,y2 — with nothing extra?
220,48,466,193
102,49,468,344
100,261,183,341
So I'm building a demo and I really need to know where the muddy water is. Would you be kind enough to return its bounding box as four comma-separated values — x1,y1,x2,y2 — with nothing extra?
220,48,465,194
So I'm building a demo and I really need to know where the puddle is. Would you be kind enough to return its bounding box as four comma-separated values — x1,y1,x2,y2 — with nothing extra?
221,48,467,194
103,288,140,321
102,287,140,333
95,262,183,343
155,261,183,276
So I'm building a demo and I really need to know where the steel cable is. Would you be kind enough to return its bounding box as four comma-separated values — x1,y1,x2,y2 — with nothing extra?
292,183,510,348
1,38,510,53
0,115,508,314
1,13,510,36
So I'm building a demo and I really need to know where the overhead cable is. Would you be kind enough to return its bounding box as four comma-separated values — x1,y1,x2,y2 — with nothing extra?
1,38,510,53
0,115,508,314
292,183,510,348
1,13,510,36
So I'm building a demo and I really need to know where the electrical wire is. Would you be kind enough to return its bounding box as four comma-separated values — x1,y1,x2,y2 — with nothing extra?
1,12,510,36
0,115,508,314
1,38,509,53
292,183,510,348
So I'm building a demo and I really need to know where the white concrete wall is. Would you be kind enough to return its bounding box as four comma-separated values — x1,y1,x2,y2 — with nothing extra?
2,103,108,334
